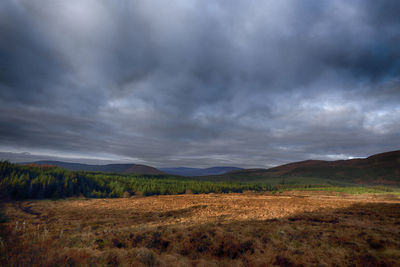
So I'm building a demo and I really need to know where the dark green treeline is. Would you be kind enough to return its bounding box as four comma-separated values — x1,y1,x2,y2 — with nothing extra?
0,161,273,199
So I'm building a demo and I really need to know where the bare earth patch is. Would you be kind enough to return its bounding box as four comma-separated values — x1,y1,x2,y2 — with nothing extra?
2,191,400,266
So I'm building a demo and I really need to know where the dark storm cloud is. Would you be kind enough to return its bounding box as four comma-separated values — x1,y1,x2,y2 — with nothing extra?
0,0,399,167
0,3,70,105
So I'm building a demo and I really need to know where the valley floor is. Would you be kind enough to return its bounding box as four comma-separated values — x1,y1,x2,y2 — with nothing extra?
1,191,400,266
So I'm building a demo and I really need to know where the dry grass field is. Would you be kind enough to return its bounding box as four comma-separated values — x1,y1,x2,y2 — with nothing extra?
1,191,400,266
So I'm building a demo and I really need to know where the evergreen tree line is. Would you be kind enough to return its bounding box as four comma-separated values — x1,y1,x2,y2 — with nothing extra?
0,161,274,199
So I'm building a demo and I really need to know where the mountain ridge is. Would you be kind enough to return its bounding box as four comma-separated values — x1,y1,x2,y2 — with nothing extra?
21,150,400,185
217,150,400,185
24,161,165,175
22,161,243,177
159,166,243,176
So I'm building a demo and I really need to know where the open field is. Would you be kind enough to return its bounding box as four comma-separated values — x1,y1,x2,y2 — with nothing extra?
1,191,400,266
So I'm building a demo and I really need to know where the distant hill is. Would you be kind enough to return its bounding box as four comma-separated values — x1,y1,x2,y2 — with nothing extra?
21,150,400,185
159,166,243,176
23,161,165,175
202,150,400,186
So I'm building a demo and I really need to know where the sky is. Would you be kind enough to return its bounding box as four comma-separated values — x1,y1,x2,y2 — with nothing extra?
0,0,399,168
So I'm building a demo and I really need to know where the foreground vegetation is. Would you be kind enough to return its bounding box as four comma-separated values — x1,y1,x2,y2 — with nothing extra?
1,192,399,266
0,161,274,199
2,161,399,265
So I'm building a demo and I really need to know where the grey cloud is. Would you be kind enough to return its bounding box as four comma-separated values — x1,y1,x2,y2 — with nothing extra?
0,0,399,168
0,2,70,106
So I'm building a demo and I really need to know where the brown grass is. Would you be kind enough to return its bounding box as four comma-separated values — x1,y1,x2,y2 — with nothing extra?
1,191,400,266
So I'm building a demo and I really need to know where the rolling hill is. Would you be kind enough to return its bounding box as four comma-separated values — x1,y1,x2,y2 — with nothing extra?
24,161,165,175
201,150,400,186
21,150,400,186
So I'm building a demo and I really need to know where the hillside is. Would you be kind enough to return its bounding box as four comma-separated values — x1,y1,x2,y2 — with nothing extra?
159,166,242,176
20,150,400,185
24,161,165,175
202,150,400,186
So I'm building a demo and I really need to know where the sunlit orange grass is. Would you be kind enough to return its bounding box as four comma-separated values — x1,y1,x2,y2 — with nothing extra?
14,192,384,228
2,191,400,266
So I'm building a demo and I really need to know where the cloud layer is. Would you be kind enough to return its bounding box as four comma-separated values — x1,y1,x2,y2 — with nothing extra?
1,0,399,167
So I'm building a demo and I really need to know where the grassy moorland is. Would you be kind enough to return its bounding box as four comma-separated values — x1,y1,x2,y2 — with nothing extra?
1,192,400,266
1,160,400,266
